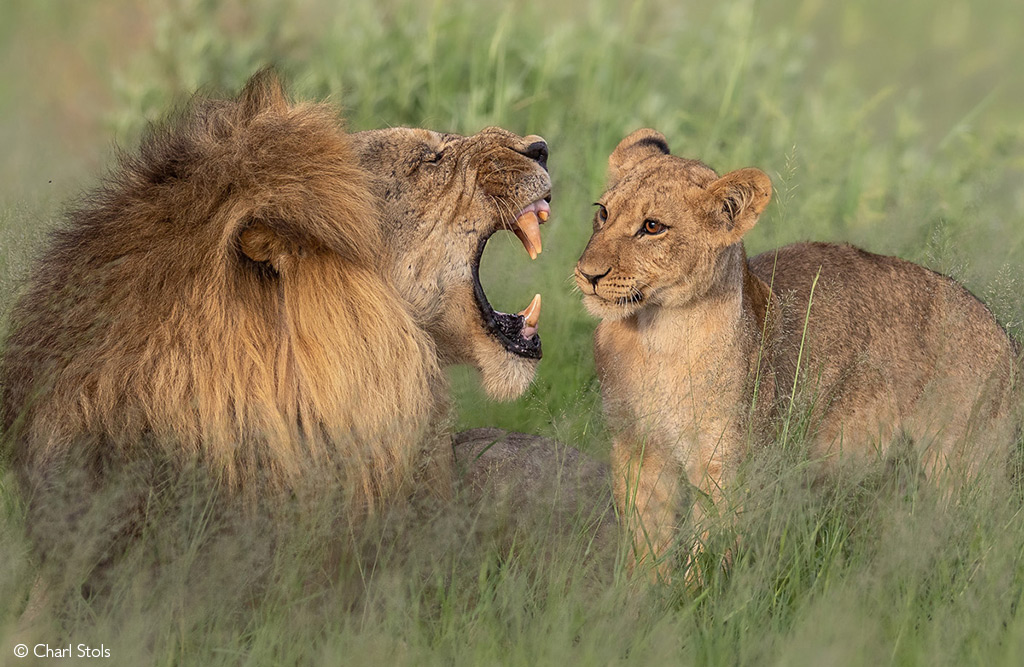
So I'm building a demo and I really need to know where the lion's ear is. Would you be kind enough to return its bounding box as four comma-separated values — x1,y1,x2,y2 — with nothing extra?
608,129,670,185
239,68,288,120
239,221,297,273
707,167,772,245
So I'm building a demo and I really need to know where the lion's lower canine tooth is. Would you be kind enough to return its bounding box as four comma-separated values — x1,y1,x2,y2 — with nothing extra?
537,210,549,222
513,211,542,259
519,293,541,327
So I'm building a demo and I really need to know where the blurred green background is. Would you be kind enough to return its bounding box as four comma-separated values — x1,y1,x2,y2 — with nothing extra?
2,2,1024,662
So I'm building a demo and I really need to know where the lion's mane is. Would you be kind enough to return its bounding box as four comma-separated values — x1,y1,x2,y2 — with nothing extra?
1,72,447,509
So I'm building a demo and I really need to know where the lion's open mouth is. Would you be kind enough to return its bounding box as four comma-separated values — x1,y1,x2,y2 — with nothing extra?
471,196,551,359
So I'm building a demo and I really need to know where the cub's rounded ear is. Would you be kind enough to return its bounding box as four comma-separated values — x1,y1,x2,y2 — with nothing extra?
707,167,772,244
608,129,670,185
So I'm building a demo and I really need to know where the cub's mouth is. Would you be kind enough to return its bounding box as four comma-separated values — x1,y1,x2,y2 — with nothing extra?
616,290,645,307
471,196,551,360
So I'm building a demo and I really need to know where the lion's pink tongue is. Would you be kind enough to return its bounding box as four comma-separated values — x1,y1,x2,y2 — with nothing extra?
513,211,542,260
519,293,541,338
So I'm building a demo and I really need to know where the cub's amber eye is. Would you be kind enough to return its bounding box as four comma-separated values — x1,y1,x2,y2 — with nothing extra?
642,219,666,235
594,204,608,227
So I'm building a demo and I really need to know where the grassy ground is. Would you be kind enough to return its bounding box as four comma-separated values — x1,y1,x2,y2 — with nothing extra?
2,0,1024,664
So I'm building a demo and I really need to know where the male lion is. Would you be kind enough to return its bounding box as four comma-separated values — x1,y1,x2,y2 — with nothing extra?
0,71,551,550
576,129,1019,582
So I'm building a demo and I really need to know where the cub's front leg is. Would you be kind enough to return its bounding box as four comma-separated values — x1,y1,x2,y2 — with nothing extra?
682,441,731,587
611,435,681,583
612,432,732,585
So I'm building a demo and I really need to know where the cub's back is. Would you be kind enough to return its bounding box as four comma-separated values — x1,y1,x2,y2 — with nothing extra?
749,241,1017,457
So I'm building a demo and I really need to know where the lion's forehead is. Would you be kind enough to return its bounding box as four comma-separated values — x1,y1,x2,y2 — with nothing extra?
356,127,533,166
373,126,525,142
355,127,446,149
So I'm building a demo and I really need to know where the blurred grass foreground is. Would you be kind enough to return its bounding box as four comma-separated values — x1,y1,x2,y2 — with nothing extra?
2,0,1024,664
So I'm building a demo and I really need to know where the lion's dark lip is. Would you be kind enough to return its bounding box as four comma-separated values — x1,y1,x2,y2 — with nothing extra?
471,232,542,360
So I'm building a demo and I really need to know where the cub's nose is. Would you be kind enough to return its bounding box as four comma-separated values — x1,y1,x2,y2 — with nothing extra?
577,266,611,289
517,136,548,170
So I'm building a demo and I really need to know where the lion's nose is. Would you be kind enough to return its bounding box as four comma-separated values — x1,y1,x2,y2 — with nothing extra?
517,137,548,170
578,266,611,289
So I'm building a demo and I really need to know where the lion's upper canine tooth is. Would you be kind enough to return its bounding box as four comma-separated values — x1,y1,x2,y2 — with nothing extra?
519,293,541,338
513,210,542,260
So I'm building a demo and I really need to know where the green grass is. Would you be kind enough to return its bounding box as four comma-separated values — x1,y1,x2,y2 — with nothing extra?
2,0,1024,664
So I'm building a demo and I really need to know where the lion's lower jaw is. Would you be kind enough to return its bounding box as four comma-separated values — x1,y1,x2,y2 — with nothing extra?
477,351,539,401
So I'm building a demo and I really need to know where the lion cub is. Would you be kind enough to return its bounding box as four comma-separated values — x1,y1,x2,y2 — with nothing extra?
576,129,1019,581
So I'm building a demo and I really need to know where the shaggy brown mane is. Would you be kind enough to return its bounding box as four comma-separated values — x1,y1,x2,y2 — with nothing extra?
1,71,446,508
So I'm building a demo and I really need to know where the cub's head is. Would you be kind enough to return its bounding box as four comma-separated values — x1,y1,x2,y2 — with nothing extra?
575,129,771,320
350,127,551,400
